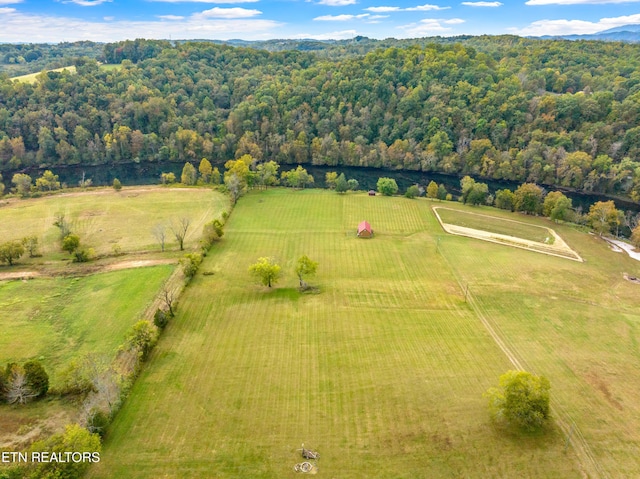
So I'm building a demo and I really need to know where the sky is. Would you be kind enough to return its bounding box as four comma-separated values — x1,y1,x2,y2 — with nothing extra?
2,0,640,43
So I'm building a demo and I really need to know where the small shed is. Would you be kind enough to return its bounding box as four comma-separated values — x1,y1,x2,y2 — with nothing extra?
357,221,373,238
368,190,376,196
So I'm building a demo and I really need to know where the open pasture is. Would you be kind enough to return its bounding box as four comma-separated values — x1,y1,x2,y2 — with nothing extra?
87,189,640,478
0,187,228,258
0,265,173,391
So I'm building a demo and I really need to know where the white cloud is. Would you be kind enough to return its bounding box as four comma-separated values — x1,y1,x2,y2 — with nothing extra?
291,29,357,39
64,0,112,5
368,14,389,19
158,14,185,20
103,16,115,21
526,0,640,4
364,6,400,11
316,0,357,5
0,0,22,5
406,3,450,10
461,1,502,6
314,13,369,20
196,7,262,18
0,8,281,42
399,17,465,36
510,13,640,35
365,4,449,12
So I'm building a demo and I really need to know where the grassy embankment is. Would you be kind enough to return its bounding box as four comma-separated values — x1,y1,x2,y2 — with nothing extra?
88,190,640,478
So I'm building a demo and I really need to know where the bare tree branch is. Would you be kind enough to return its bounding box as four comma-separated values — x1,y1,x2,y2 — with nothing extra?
171,217,190,251
153,224,167,252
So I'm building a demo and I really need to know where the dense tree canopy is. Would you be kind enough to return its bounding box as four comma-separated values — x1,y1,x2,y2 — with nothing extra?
2,38,640,200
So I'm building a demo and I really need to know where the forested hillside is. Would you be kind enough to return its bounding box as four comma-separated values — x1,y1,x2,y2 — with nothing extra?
0,41,103,77
2,37,640,200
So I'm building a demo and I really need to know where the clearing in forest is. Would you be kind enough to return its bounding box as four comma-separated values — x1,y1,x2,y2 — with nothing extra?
10,66,77,83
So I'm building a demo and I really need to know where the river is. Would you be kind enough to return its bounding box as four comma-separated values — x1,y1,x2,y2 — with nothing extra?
4,160,639,217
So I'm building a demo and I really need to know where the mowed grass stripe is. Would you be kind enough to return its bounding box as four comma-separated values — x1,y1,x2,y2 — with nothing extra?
90,190,587,478
438,224,640,477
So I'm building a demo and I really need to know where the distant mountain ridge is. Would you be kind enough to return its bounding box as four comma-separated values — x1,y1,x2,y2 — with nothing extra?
537,24,640,42
599,24,640,34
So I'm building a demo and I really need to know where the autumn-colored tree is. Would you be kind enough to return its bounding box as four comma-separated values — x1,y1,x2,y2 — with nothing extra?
588,200,619,236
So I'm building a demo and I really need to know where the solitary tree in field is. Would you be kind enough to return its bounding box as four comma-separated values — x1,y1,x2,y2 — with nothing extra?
377,177,398,196
171,217,190,251
485,370,550,431
249,257,281,288
152,224,167,252
295,255,318,289
22,236,39,257
112,178,122,191
0,241,25,266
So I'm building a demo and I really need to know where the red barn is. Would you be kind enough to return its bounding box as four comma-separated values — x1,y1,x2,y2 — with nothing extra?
357,221,373,238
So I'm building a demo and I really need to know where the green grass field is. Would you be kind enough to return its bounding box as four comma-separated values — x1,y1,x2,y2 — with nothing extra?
88,190,640,478
436,206,553,243
0,187,228,258
0,266,173,390
10,66,77,84
99,64,122,72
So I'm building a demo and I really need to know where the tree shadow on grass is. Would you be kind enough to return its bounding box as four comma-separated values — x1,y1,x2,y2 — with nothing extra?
487,418,563,451
262,287,302,301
